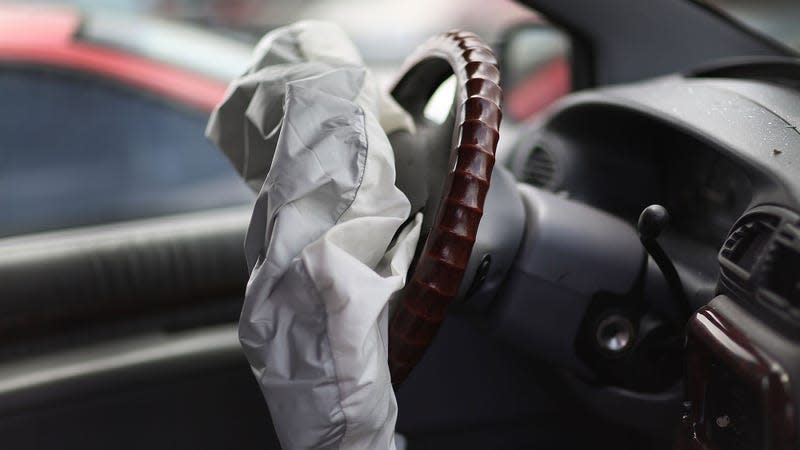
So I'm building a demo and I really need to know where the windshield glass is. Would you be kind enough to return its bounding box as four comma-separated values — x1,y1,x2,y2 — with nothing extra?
701,0,800,52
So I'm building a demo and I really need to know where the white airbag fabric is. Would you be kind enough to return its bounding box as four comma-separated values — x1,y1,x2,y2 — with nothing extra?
206,21,419,450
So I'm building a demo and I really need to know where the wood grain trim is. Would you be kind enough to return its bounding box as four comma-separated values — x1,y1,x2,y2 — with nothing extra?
388,31,502,385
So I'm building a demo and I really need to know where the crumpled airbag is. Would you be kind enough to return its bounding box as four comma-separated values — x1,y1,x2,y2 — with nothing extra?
206,21,419,450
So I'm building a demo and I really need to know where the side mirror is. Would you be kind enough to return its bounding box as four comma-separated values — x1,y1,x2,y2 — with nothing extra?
497,24,571,122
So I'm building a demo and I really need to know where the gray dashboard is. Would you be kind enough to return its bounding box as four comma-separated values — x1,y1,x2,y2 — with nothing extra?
510,73,800,291
503,68,800,448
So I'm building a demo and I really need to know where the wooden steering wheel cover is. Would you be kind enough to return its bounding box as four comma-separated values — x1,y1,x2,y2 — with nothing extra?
389,31,502,385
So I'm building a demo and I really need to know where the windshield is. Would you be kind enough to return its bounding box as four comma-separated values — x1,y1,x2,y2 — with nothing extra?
701,0,800,52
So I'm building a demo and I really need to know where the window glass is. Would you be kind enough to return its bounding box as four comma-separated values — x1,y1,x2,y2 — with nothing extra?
0,68,253,237
701,0,800,52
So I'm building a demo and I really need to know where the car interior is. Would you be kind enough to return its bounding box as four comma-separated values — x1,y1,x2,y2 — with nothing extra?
0,0,799,449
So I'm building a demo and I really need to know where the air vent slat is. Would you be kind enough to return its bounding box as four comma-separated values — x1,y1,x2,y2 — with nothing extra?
522,146,557,189
719,207,800,330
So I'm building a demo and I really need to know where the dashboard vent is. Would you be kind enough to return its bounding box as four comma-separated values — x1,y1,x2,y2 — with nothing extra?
718,213,779,285
719,206,800,328
521,146,556,189
756,224,800,314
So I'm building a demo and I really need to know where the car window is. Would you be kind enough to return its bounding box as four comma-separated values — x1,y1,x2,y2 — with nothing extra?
0,67,253,237
79,12,254,82
700,0,800,52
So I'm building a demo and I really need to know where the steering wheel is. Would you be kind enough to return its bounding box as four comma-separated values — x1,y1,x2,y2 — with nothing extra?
388,31,502,385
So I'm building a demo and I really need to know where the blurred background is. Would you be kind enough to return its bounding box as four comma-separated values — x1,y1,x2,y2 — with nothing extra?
0,0,557,239
0,0,797,238
16,0,549,95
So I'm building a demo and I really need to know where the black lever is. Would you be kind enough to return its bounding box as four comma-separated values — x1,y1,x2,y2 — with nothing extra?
637,205,691,323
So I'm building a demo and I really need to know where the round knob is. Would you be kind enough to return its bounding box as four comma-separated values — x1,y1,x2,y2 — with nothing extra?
595,314,635,353
637,204,669,240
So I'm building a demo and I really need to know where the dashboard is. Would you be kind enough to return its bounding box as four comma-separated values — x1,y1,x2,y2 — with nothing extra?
509,74,798,302
506,70,800,449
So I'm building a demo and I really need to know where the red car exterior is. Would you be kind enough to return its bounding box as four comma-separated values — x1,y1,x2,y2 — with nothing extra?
0,5,227,112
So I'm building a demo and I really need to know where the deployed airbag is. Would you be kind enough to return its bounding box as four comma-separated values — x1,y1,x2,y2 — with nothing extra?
206,21,419,450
